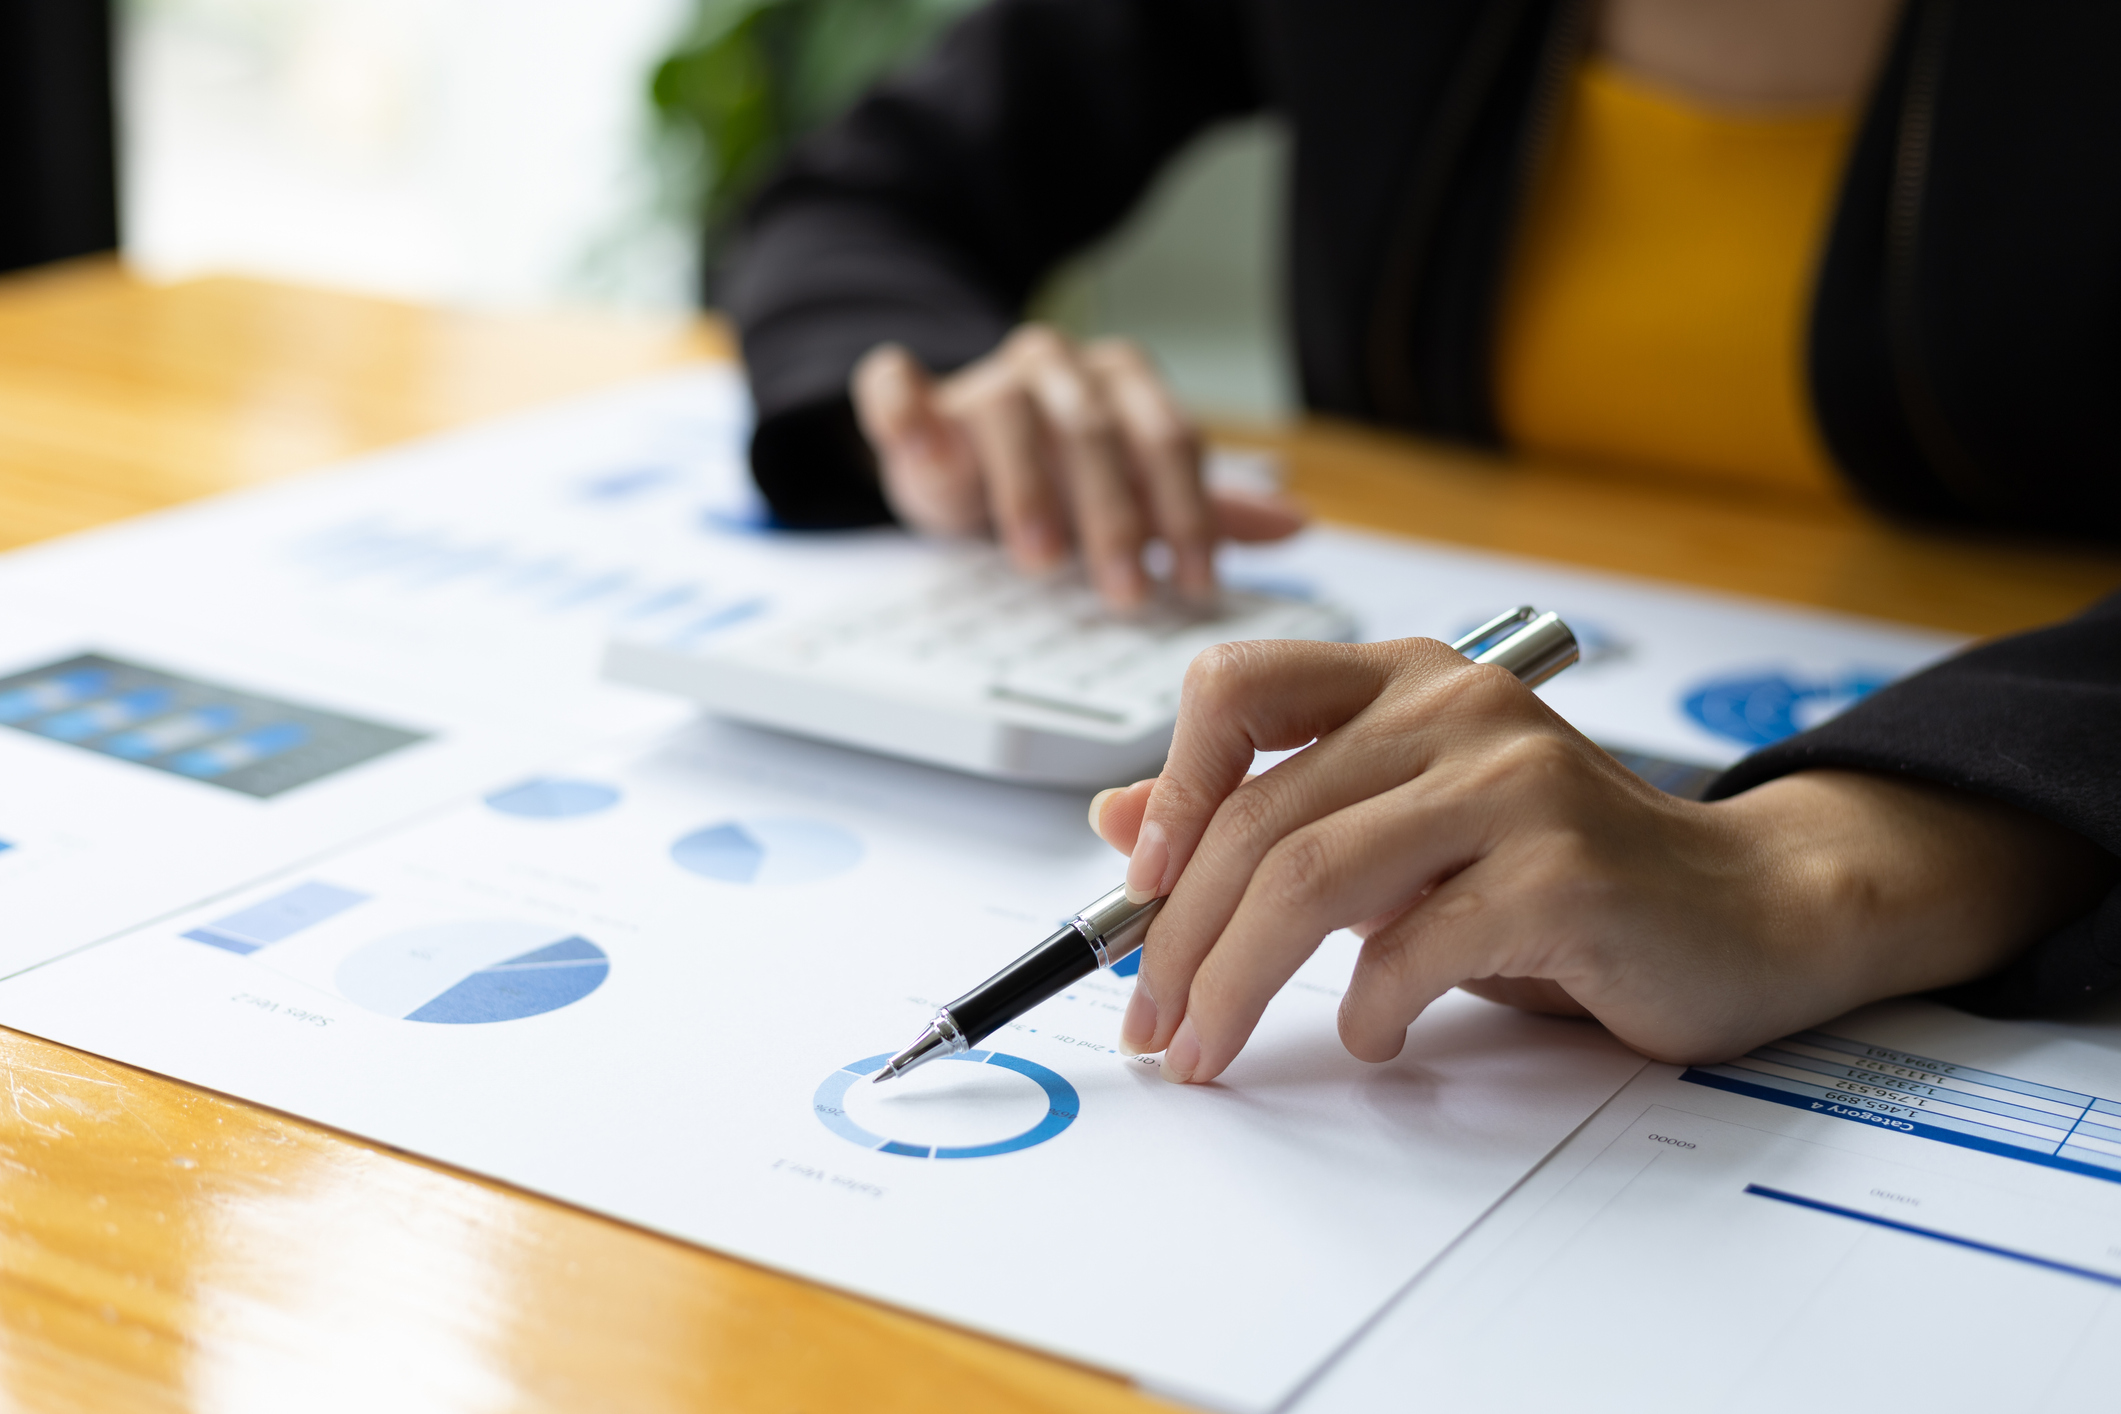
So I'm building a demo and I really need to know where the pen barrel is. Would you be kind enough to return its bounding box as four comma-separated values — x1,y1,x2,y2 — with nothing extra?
945,925,1100,1047
1473,610,1578,687
1072,886,1162,968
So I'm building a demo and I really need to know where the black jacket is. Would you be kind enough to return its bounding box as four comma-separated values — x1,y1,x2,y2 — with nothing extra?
721,0,2121,1010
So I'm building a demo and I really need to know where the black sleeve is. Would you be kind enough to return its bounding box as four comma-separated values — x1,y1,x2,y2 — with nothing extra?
718,0,1266,527
1705,592,2121,1015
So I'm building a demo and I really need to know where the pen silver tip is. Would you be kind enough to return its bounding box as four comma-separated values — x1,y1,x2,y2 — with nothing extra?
875,1022,952,1085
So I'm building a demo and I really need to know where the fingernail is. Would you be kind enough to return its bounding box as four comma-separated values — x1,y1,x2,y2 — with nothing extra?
1088,787,1119,841
890,452,932,489
1017,519,1064,568
1177,549,1216,602
1118,984,1158,1055
1100,559,1147,607
1161,1016,1200,1083
1124,820,1168,904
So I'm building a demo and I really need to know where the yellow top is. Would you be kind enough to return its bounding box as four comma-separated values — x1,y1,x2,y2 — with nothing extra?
1494,59,1856,496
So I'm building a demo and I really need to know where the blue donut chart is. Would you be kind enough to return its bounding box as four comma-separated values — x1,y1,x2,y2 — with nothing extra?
814,1051,1080,1159
1681,669,1890,748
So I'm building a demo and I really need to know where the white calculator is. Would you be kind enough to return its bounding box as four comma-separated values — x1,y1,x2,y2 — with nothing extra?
604,553,1356,786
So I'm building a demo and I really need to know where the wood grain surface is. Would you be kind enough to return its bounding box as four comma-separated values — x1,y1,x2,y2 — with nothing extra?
0,259,731,553
0,261,2115,1413
1236,418,2121,640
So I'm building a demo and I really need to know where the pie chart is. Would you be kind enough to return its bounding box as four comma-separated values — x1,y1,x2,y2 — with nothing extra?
669,816,862,886
484,778,622,818
335,919,609,1023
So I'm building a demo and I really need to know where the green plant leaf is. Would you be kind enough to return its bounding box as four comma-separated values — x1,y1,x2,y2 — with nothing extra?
650,0,982,247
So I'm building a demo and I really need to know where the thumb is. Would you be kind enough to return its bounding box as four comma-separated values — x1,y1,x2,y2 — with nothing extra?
1089,773,1258,853
852,343,943,460
1089,778,1157,853
1210,488,1307,543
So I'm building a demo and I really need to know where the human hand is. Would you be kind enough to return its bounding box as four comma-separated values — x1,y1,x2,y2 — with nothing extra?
1087,638,2115,1083
852,327,1304,608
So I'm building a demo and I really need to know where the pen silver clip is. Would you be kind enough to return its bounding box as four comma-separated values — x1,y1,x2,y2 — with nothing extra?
1451,605,1538,654
1463,607,1578,687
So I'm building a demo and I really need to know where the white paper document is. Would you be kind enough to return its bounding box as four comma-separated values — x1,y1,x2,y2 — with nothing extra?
1294,999,2121,1413
0,367,875,970
0,365,2006,1406
0,362,1961,975
0,719,1648,1411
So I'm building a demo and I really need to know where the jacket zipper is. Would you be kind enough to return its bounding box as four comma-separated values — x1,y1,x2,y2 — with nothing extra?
1364,0,1558,427
1887,0,1989,507
1484,0,1597,401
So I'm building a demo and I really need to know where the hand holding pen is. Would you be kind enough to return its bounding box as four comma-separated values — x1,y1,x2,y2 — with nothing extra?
1088,623,2112,1084
877,609,1576,1081
887,601,2108,1087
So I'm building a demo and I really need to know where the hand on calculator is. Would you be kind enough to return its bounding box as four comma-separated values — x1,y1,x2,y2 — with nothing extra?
853,326,1305,609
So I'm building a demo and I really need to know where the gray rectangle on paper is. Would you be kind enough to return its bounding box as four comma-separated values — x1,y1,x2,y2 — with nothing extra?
0,652,428,798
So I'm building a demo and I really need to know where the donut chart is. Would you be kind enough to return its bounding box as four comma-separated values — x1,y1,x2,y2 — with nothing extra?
813,1051,1079,1159
1681,669,1890,747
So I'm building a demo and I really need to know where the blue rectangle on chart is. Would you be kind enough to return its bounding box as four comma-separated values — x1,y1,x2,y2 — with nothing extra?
1681,1068,2121,1187
168,722,310,779
2056,1144,2121,1175
183,881,371,955
0,666,110,724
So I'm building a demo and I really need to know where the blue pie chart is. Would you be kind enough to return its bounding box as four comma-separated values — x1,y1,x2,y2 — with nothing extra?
484,778,622,818
814,1051,1079,1159
670,816,862,885
335,920,609,1023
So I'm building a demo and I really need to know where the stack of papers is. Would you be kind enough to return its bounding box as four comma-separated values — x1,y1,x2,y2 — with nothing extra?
6,366,2073,1411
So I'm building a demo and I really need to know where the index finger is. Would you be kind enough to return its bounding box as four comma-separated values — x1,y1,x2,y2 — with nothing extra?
1084,339,1216,599
1005,329,1150,608
1123,640,1398,905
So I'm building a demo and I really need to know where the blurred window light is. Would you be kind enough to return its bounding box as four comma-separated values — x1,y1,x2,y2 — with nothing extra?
121,0,699,309
114,0,1290,418
648,0,981,260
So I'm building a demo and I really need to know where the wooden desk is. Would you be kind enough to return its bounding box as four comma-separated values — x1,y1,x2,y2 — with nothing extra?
2,261,2117,1413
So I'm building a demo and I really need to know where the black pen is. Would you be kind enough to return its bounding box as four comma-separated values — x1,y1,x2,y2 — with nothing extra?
872,606,1581,1083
